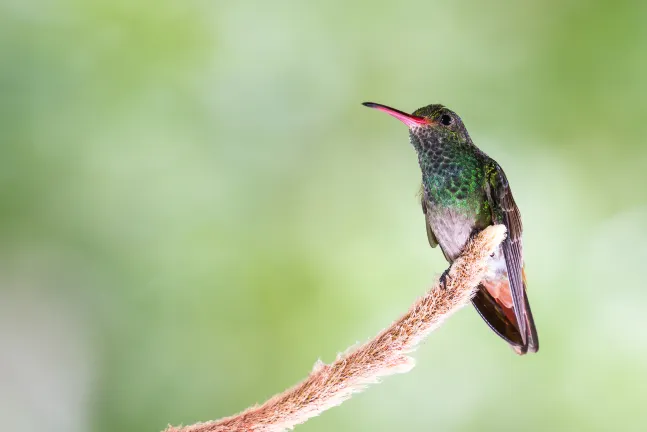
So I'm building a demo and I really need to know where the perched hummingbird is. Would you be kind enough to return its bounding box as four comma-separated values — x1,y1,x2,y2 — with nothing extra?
363,102,538,354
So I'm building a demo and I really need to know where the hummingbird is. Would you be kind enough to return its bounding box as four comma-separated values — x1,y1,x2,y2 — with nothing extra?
363,101,538,354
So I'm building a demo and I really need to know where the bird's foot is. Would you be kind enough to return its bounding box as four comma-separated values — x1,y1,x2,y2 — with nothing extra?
439,269,452,289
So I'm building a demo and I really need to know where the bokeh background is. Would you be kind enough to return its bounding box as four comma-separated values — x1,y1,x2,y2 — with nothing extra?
2,1,647,431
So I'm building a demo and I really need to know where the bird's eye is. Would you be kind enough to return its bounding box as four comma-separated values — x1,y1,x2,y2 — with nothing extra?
440,114,453,126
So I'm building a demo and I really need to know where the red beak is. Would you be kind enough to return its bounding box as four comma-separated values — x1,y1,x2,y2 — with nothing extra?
362,102,432,127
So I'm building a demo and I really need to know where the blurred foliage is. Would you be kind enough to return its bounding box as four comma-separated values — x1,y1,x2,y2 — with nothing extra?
1,1,646,431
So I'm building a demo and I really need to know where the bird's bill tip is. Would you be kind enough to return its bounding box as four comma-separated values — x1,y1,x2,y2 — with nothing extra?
362,101,431,127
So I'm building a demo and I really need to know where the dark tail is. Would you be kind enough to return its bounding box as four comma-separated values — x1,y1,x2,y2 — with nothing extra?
472,283,539,355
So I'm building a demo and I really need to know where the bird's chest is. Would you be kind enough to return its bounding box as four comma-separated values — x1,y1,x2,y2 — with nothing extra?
421,161,490,261
419,145,484,204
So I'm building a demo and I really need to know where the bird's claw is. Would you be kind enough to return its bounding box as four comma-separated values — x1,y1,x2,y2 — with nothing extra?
439,269,452,289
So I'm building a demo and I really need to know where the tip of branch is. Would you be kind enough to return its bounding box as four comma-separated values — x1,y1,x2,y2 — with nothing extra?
481,224,508,254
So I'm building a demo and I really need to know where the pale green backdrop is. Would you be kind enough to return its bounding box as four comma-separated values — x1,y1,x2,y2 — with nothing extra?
2,1,646,431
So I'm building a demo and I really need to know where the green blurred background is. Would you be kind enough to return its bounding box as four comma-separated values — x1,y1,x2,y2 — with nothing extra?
2,1,647,431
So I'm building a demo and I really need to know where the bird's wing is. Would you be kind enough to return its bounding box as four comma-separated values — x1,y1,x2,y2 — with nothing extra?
420,186,438,248
485,162,528,345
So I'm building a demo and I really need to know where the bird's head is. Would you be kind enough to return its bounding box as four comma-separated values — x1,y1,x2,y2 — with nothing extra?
362,102,471,151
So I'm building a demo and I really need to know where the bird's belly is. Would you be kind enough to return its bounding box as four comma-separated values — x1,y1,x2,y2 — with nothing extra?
427,204,515,317
427,208,478,262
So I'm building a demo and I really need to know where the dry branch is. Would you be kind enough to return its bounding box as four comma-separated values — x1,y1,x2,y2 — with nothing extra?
165,224,507,432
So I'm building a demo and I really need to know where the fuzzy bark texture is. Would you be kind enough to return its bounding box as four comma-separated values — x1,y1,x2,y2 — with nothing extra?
164,224,507,432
